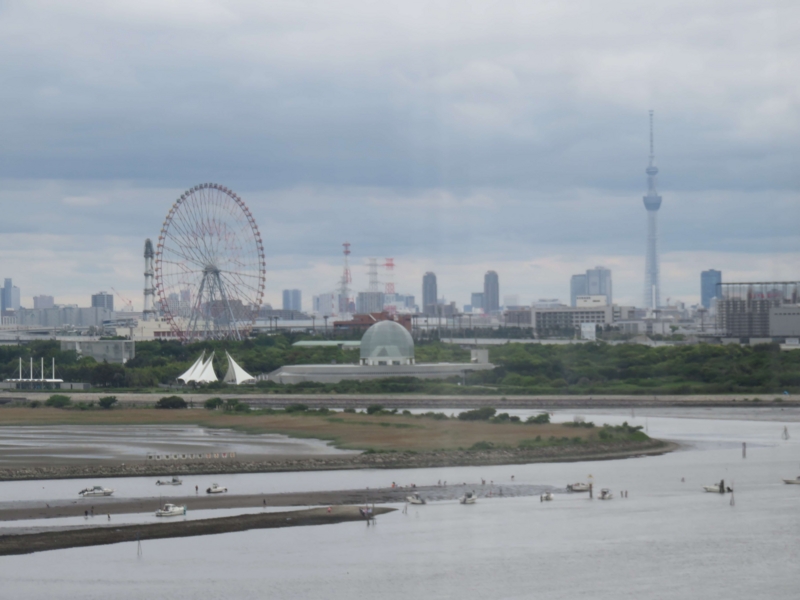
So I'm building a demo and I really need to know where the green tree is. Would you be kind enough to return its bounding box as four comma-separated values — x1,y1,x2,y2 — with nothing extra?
45,394,71,408
204,397,224,410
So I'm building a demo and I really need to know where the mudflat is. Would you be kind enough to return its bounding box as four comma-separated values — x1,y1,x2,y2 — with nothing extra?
0,505,396,556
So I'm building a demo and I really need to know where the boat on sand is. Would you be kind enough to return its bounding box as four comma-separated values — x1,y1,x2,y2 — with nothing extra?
567,483,590,492
597,488,613,500
156,503,187,517
782,476,800,485
206,483,228,494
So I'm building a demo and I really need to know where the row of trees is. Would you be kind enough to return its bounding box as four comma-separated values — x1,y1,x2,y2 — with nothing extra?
1,335,799,394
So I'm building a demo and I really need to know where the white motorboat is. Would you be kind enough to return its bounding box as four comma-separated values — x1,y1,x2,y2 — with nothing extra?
459,491,477,504
206,483,227,494
540,492,554,502
156,476,183,486
407,492,426,505
567,483,590,492
782,476,800,485
155,503,187,517
79,485,114,497
703,480,732,494
597,488,613,500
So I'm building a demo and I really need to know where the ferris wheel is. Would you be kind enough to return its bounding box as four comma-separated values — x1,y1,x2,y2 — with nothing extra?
154,183,266,341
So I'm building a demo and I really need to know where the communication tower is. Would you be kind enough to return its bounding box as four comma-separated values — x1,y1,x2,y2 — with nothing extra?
642,110,663,309
338,242,353,316
143,239,156,321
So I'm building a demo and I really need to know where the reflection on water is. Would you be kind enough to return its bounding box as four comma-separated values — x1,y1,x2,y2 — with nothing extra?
2,410,799,599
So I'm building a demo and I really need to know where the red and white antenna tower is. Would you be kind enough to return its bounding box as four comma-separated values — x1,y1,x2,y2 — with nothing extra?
338,242,352,315
383,258,396,314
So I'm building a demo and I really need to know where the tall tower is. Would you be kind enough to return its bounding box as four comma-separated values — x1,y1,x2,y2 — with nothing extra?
422,272,437,315
337,242,352,316
483,271,500,313
642,110,662,309
143,239,156,321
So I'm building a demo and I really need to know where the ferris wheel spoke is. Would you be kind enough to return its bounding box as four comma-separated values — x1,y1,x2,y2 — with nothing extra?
164,215,215,266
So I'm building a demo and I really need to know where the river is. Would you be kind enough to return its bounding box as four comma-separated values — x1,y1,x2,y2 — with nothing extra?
2,407,799,599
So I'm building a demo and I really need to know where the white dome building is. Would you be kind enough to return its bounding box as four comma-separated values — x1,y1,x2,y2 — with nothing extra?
359,320,415,366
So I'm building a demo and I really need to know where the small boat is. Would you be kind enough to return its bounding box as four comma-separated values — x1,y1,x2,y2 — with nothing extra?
406,492,426,505
540,491,553,502
567,483,590,492
459,491,477,504
597,488,613,500
782,476,800,485
206,483,227,494
156,476,183,486
79,485,114,497
155,503,187,517
703,480,732,494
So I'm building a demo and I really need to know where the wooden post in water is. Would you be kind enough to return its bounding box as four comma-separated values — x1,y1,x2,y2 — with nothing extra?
742,442,746,458
589,483,593,499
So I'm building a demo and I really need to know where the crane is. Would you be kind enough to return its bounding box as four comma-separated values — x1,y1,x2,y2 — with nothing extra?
111,287,134,312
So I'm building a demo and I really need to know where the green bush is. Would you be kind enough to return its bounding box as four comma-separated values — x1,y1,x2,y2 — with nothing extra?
29,400,41,408
469,441,495,451
204,397,224,410
366,404,385,415
458,407,496,421
45,394,71,408
343,407,356,413
155,396,188,409
98,396,118,409
526,413,550,424
285,403,309,413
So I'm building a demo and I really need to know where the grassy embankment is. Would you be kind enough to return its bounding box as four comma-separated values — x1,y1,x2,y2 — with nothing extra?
0,406,646,453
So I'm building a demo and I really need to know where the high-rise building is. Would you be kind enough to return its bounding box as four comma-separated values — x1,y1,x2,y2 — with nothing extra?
483,271,500,313
91,291,114,312
1,279,20,313
586,266,612,305
700,270,722,309
356,291,385,314
570,275,587,307
313,293,335,317
422,272,438,315
471,292,484,311
282,289,302,312
33,295,55,309
643,110,663,309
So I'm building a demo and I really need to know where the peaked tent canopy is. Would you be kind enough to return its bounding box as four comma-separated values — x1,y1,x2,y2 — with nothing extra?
193,352,219,384
223,351,255,385
177,351,205,384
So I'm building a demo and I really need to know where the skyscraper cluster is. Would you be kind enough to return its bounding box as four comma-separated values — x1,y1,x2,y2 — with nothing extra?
1,278,20,315
570,267,612,307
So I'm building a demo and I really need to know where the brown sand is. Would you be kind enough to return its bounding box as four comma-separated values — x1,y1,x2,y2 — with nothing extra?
0,505,395,556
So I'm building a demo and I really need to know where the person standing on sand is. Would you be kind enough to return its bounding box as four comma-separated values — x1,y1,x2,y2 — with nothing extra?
195,485,199,495
107,514,110,521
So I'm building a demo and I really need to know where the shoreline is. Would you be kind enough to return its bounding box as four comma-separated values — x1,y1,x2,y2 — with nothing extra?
3,392,798,409
0,439,673,482
0,505,395,556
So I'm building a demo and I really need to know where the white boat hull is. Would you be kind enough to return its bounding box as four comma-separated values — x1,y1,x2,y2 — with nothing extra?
703,485,728,493
567,483,590,492
407,498,426,505
459,495,477,504
79,488,114,497
156,506,187,517
782,478,800,485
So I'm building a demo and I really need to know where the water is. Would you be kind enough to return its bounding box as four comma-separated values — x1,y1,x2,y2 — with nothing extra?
2,409,799,599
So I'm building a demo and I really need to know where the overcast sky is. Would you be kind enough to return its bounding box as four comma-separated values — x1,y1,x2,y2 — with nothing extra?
1,0,798,311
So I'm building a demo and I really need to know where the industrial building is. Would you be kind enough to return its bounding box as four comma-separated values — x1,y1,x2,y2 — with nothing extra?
91,291,114,311
531,305,613,335
266,319,494,384
17,306,114,328
60,340,135,364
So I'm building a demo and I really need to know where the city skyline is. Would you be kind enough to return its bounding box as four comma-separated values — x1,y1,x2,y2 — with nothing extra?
0,2,797,311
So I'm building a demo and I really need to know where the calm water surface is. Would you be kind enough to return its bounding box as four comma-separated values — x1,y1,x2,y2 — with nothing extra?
3,409,799,599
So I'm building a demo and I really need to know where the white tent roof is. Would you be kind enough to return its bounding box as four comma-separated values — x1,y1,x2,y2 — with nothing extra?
193,352,218,383
223,351,255,385
177,351,205,383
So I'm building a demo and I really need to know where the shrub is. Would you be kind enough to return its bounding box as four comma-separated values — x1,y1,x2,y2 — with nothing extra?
155,396,188,409
366,404,385,415
343,407,356,413
29,400,41,408
526,413,550,424
469,441,495,451
490,412,510,423
285,403,309,413
204,398,224,410
510,415,521,423
45,394,71,408
98,396,118,409
458,407,496,421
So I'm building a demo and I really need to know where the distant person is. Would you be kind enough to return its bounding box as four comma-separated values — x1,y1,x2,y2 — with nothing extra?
195,485,198,495
263,499,266,507
107,514,111,521
84,510,88,518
